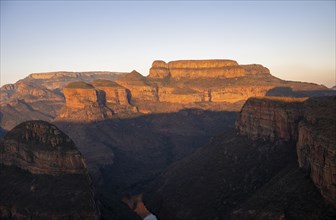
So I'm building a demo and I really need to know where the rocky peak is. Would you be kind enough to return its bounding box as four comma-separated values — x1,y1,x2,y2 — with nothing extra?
117,70,149,84
4,120,75,150
0,120,87,175
149,61,170,79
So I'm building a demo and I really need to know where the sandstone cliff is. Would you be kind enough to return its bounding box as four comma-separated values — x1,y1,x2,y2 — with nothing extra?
0,120,98,219
236,96,336,207
58,81,113,121
149,59,245,79
116,70,158,102
297,96,336,206
236,97,307,141
92,79,129,105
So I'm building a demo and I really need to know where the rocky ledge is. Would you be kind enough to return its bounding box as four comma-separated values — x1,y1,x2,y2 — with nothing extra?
149,59,270,79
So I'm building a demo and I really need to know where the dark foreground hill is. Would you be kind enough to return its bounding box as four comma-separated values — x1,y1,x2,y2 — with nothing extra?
0,120,98,219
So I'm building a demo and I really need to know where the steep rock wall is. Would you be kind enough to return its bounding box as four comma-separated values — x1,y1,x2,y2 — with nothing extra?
236,96,336,207
236,97,306,141
296,97,336,206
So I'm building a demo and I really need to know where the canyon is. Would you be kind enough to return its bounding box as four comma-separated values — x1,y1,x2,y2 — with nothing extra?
144,96,336,220
0,59,335,219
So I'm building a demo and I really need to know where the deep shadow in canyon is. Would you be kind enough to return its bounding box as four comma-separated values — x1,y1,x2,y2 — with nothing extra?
54,109,238,219
143,130,336,220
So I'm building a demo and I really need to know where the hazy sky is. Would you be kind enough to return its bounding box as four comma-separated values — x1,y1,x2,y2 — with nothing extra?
1,1,335,87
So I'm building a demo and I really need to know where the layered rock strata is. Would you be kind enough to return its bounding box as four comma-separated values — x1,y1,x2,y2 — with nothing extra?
296,97,336,206
58,81,113,121
92,79,129,105
236,97,307,141
116,70,158,102
149,59,270,80
236,96,336,207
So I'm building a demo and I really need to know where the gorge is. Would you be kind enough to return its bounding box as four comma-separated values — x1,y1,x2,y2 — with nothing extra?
1,59,335,219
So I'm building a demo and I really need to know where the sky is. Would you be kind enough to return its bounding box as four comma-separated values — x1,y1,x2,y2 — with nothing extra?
0,0,335,87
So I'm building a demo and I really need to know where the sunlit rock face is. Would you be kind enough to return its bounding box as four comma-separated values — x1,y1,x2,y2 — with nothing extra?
58,81,113,121
116,70,159,102
149,59,245,79
92,79,129,105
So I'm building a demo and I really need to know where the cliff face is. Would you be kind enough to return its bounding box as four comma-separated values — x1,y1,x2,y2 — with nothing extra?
150,59,246,80
236,96,336,207
0,120,87,175
92,79,129,105
296,97,336,206
58,81,113,121
144,96,336,220
0,120,97,219
116,70,158,102
236,97,307,141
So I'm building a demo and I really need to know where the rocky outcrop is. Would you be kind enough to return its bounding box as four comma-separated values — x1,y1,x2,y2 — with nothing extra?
0,84,15,101
0,120,87,175
149,60,170,79
241,64,270,75
149,59,246,79
236,97,307,141
58,81,113,121
236,96,336,207
92,79,129,105
116,70,158,102
0,120,98,219
297,96,336,206
210,86,272,103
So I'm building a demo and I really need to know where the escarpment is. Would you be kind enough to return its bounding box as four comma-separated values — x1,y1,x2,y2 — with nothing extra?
296,97,336,206
0,120,97,219
236,96,336,207
55,59,334,121
2,59,334,128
